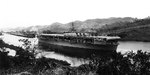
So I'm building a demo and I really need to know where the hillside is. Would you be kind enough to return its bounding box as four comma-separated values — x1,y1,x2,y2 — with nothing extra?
4,17,150,41
6,17,135,32
98,18,150,41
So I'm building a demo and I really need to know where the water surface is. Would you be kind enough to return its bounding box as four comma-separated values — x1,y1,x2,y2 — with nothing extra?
117,41,150,53
1,33,150,66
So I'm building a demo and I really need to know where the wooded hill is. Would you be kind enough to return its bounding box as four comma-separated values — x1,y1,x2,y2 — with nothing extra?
98,17,150,41
4,17,150,41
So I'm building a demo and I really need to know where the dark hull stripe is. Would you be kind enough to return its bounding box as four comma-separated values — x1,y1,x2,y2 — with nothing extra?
38,40,118,57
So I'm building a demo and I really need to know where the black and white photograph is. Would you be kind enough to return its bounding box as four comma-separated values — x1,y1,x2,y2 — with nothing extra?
0,0,150,75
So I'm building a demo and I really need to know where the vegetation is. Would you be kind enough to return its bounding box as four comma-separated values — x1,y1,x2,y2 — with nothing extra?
5,17,150,41
97,18,150,41
1,17,150,74
1,39,150,75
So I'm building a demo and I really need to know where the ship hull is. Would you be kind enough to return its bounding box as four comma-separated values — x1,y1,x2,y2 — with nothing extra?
38,40,118,57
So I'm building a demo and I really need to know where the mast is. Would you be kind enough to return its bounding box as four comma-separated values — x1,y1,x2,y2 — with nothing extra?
105,24,110,35
70,22,76,32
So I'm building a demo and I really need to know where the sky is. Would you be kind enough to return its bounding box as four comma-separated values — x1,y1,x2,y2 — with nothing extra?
0,0,150,29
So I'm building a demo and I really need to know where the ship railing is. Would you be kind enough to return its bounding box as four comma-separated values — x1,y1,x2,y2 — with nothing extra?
40,34,98,44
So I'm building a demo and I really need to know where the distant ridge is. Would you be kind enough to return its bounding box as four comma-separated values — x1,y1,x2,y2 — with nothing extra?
3,17,150,41
3,17,135,32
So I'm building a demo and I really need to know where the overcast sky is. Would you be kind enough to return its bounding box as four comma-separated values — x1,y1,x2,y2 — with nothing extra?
0,0,150,29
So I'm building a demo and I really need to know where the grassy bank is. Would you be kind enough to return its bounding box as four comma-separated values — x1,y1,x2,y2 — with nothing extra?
98,18,150,42
1,39,150,75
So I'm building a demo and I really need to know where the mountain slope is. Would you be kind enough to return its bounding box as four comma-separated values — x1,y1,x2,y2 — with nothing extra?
6,17,135,32
98,18,150,41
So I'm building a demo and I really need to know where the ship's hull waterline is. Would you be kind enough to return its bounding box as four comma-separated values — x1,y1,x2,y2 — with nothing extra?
38,40,118,57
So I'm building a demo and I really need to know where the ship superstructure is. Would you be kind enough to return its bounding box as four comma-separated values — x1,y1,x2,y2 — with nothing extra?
38,32,120,57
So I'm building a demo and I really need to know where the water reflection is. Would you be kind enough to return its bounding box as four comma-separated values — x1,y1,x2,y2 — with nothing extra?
117,41,150,54
5,48,16,56
0,48,16,57
1,33,38,49
36,50,89,66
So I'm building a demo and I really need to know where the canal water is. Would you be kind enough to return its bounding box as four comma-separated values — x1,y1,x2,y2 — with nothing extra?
117,41,150,53
1,33,150,66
